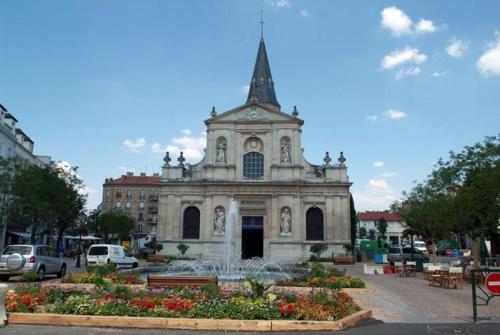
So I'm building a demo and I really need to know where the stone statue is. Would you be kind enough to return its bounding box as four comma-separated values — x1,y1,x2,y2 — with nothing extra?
216,142,226,163
280,207,292,235
213,207,225,235
280,142,291,163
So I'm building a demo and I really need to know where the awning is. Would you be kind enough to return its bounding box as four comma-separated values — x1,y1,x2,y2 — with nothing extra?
7,231,31,239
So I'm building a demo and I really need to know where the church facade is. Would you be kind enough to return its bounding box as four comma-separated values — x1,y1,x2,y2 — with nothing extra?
157,38,352,262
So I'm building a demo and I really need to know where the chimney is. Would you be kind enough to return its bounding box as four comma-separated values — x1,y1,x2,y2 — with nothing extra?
153,173,159,177
140,172,146,176
127,172,133,177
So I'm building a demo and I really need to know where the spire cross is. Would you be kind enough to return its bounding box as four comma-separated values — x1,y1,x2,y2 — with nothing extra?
260,9,265,40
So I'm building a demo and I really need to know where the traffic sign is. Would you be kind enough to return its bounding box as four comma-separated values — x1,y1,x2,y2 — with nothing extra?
485,273,500,294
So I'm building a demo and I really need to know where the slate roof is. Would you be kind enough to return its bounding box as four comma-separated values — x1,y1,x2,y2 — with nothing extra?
105,175,160,186
246,38,280,108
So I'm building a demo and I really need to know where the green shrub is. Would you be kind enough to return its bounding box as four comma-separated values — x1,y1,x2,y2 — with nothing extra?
177,243,189,256
111,285,132,300
20,272,39,282
200,284,221,299
309,243,328,261
87,263,117,276
310,262,325,276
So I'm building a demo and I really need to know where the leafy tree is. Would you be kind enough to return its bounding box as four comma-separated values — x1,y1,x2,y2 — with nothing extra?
8,165,56,243
177,242,189,256
87,210,135,242
376,218,388,238
0,157,20,250
309,243,328,261
349,193,357,246
359,226,367,238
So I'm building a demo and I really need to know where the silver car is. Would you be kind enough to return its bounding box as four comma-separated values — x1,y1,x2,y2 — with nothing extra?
0,244,67,281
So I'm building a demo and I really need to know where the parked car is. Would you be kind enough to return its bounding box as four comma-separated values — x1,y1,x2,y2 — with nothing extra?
413,241,429,256
0,244,67,281
388,246,430,264
86,244,138,269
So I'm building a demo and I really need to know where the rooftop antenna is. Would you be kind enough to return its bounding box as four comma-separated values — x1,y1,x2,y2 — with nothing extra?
260,9,265,40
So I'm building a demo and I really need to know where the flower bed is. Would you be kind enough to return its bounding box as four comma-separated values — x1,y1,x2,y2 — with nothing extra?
276,263,365,289
6,283,360,322
61,272,144,285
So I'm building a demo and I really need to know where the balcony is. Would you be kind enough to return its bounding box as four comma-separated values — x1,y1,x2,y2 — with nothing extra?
148,218,158,225
148,206,158,212
149,194,159,201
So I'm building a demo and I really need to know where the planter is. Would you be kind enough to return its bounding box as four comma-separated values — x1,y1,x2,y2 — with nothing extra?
147,255,166,263
269,286,374,295
7,309,372,331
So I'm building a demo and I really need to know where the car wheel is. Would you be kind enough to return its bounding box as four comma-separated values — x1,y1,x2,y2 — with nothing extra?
0,275,10,282
132,262,138,269
37,266,45,281
57,264,67,278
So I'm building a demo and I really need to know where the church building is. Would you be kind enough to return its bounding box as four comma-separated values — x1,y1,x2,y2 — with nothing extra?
157,36,352,262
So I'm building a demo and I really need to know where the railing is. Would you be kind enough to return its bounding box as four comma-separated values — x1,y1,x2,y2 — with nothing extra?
471,268,500,323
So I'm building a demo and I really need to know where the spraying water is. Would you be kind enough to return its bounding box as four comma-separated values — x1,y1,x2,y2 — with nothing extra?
224,199,239,276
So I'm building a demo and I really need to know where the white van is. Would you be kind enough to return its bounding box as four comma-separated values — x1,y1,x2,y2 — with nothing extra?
86,244,138,269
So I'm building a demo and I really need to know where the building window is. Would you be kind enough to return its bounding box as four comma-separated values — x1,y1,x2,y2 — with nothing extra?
116,191,122,198
106,190,110,197
126,189,132,199
126,201,131,209
115,201,121,208
139,201,145,209
306,207,324,240
183,206,200,239
140,190,145,199
137,224,143,233
243,152,264,179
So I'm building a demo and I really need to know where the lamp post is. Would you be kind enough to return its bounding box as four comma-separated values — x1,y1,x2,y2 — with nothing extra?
75,213,88,268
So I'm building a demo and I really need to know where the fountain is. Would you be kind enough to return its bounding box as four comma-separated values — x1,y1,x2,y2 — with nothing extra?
143,199,290,282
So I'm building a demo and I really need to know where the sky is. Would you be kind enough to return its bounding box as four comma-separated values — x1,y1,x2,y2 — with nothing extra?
1,0,499,211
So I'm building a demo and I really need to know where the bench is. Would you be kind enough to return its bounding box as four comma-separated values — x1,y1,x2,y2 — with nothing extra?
334,256,355,265
147,275,218,288
147,255,166,262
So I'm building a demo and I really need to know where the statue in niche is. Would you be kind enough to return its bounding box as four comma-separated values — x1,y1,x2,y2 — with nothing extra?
280,141,291,163
280,207,292,236
213,207,225,235
216,141,226,163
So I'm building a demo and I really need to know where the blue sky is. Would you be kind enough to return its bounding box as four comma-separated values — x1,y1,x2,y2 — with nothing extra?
1,0,499,211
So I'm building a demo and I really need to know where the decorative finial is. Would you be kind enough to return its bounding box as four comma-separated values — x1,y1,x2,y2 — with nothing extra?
260,9,265,40
211,106,217,117
178,151,185,167
292,105,299,117
323,152,332,166
163,152,171,167
338,151,346,165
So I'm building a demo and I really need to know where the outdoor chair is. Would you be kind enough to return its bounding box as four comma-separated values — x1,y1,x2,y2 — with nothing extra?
445,267,464,289
429,270,447,288
394,261,404,276
403,261,417,277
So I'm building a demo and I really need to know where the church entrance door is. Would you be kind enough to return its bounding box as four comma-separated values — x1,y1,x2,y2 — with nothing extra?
241,216,263,259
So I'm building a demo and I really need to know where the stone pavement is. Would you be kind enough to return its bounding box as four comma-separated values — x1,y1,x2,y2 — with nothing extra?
2,321,500,335
342,264,500,323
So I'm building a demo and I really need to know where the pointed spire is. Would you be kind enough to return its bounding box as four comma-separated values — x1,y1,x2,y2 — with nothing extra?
246,38,280,108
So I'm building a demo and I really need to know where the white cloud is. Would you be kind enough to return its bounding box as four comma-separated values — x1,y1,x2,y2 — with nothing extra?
395,66,421,79
384,109,407,120
447,38,469,58
477,32,500,77
122,138,146,154
268,0,291,9
367,109,407,123
415,19,437,33
380,172,397,178
381,47,427,70
381,7,438,37
381,47,427,79
300,10,311,18
432,71,447,77
241,85,250,94
373,161,384,168
381,6,413,37
151,129,207,161
353,177,398,210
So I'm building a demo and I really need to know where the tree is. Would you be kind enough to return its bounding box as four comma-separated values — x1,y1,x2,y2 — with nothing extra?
376,218,388,239
349,193,357,246
87,210,135,242
397,135,499,266
8,165,56,243
0,157,20,251
359,226,367,238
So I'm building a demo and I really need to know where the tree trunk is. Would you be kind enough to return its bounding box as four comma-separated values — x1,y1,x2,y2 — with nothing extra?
489,230,500,256
431,237,437,265
471,237,480,269
57,229,64,250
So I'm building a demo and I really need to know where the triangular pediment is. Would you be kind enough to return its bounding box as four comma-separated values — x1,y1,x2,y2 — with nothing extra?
205,102,303,125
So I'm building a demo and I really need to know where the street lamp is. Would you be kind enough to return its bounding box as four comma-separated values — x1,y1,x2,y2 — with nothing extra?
75,213,88,268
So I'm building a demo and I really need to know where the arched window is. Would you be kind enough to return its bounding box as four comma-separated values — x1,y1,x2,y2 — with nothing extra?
243,152,264,179
183,206,200,239
306,207,324,240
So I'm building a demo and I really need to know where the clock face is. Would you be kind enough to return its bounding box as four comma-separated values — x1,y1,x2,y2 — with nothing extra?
249,109,258,119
